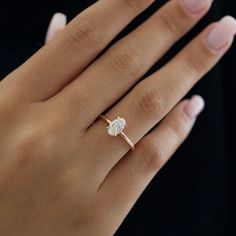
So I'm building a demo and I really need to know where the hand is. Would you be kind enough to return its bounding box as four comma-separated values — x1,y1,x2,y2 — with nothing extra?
0,0,235,235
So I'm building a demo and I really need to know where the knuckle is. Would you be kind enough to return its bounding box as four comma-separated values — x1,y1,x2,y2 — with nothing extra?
15,127,57,167
140,140,166,173
16,131,44,166
66,15,102,49
123,0,138,9
184,52,208,80
132,84,167,120
158,11,179,37
156,2,194,39
107,46,141,75
122,0,147,11
168,110,193,141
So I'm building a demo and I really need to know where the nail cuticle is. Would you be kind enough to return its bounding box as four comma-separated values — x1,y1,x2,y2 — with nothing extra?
180,0,213,15
205,16,236,51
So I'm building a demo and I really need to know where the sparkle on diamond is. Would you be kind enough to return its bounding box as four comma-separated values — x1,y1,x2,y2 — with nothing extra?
108,117,126,136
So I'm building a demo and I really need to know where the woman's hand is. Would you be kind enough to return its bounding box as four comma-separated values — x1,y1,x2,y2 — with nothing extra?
0,0,235,235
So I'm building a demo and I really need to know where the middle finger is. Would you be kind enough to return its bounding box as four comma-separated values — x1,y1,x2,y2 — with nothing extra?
51,0,213,127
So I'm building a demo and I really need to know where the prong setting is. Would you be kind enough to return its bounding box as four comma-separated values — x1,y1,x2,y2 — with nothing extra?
107,117,127,136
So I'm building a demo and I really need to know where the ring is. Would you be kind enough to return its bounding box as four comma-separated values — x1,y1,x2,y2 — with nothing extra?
100,115,135,151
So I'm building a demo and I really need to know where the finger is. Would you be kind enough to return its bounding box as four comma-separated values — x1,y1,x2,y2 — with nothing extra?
54,0,213,126
83,16,236,184
4,0,154,102
45,13,67,44
96,96,204,234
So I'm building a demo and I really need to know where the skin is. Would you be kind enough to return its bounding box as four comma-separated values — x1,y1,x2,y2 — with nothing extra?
0,0,235,235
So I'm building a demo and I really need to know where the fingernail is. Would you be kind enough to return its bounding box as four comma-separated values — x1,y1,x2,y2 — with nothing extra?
184,95,205,118
180,0,213,15
46,13,67,43
206,16,236,51
50,13,67,29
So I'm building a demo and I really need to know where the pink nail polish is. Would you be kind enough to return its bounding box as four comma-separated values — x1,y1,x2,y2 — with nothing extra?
184,95,205,118
206,16,236,51
46,13,67,43
180,0,213,15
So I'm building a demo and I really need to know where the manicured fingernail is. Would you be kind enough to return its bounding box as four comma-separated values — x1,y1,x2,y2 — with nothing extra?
180,0,213,15
206,16,236,51
50,13,67,29
184,95,205,118
46,13,67,43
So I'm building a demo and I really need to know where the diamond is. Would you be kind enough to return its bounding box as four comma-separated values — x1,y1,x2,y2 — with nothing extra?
107,117,127,136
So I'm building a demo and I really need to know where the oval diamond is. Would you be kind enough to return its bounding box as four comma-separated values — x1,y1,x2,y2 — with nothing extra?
108,117,126,136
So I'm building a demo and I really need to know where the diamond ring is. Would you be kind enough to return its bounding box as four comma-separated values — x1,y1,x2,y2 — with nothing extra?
99,115,135,151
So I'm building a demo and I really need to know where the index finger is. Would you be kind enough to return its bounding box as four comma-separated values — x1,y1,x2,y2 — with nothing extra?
4,0,154,102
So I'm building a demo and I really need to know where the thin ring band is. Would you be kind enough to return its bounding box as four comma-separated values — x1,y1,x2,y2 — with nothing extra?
99,115,135,151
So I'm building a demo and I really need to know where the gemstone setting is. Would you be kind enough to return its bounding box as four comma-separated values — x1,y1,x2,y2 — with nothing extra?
107,117,127,136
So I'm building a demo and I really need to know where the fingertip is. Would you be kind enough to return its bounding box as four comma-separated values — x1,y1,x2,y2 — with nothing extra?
52,13,67,28
184,95,205,119
45,12,67,44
